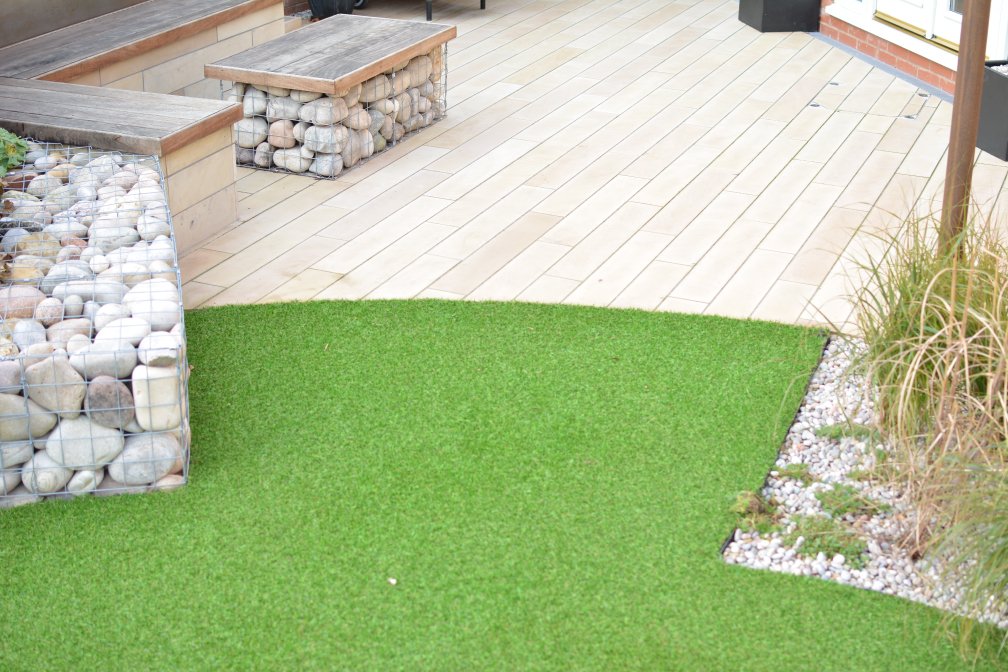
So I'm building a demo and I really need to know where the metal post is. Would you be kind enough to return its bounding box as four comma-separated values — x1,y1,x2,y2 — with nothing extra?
939,0,993,253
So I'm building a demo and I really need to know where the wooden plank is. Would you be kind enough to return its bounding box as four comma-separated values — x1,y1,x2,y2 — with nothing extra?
0,0,279,82
0,78,241,155
205,14,456,94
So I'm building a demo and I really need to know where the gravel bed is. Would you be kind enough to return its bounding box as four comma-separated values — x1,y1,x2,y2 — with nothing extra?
723,337,1007,629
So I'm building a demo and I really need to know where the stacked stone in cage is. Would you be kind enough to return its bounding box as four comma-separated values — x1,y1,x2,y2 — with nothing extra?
0,143,190,507
232,45,447,178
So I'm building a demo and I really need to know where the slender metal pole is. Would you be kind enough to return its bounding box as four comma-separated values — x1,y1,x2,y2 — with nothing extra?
940,0,993,252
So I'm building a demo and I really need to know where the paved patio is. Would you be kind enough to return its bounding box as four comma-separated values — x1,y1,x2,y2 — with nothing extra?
178,0,1008,331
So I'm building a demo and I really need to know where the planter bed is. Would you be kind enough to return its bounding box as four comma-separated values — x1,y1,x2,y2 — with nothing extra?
205,14,455,179
0,142,190,507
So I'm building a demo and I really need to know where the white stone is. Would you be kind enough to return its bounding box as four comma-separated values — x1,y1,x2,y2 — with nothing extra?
303,124,348,154
67,468,104,495
265,96,301,122
0,441,33,469
235,117,269,148
46,318,92,349
359,74,392,103
95,318,151,346
107,432,181,485
272,146,313,173
309,153,343,178
343,105,372,130
341,129,374,169
298,97,348,126
132,366,182,431
53,280,129,304
45,416,124,469
290,89,322,103
138,332,180,367
136,215,171,241
69,340,138,380
242,87,267,116
94,303,132,331
21,451,72,494
24,356,86,419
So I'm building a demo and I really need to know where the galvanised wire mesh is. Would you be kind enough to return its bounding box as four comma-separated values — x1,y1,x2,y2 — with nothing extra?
229,43,448,178
0,142,190,507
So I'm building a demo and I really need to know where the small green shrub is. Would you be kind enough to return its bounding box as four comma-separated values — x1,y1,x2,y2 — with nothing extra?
785,515,868,569
815,422,881,442
816,483,891,518
0,129,27,178
776,462,814,485
731,491,782,535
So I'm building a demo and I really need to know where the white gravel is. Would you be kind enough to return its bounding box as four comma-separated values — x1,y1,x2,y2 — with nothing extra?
722,337,1007,629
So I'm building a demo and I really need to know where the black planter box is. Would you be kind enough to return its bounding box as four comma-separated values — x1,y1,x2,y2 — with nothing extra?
978,61,1008,161
738,0,820,32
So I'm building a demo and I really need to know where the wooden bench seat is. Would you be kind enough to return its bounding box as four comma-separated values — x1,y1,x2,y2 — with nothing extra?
0,0,285,97
0,77,242,253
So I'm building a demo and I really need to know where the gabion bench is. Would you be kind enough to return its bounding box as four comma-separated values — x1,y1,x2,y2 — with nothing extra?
205,14,456,179
0,142,190,507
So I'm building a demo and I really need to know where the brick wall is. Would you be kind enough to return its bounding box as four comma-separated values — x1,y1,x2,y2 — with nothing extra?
284,0,309,13
819,0,956,94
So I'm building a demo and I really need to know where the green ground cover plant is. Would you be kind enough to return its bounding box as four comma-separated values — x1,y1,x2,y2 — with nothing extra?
0,300,993,669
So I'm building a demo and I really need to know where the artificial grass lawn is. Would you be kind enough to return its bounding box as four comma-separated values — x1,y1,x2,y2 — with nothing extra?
0,300,991,670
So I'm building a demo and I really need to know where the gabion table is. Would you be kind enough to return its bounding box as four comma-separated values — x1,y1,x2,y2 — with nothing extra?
205,14,456,179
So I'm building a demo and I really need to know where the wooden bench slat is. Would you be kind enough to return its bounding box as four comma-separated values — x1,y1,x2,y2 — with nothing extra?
205,15,456,94
0,78,240,156
0,0,278,82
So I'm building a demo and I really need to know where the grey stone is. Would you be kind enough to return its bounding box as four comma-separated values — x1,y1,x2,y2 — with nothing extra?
253,142,273,168
85,376,134,430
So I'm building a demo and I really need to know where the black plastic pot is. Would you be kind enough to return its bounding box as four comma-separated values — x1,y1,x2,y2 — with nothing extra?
308,0,353,18
738,0,820,32
978,61,1008,161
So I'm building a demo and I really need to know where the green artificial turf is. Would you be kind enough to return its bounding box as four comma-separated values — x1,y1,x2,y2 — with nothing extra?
0,300,994,670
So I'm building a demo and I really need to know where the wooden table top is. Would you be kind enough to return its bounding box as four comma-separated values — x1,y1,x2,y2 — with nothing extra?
205,14,456,95
0,77,242,156
0,0,278,82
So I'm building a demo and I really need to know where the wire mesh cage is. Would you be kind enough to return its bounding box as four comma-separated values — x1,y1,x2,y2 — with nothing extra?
228,43,448,178
0,141,190,507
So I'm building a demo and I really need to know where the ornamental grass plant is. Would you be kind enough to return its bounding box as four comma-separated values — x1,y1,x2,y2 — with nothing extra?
851,207,1008,658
